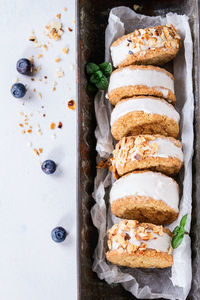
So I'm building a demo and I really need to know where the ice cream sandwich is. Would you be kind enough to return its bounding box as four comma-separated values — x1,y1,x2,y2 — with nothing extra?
106,220,173,268
110,24,181,68
111,135,183,177
108,65,176,105
111,96,180,140
110,171,179,225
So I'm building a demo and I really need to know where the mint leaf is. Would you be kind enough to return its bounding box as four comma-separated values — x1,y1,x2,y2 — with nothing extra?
180,214,188,228
86,63,99,75
171,214,188,249
99,62,112,77
173,226,180,235
172,233,185,249
90,70,103,84
95,75,108,90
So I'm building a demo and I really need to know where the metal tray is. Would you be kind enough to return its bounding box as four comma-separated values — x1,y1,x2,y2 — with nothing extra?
77,0,200,299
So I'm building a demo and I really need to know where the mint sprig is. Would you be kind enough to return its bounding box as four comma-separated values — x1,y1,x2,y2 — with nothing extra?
86,62,112,91
171,214,188,249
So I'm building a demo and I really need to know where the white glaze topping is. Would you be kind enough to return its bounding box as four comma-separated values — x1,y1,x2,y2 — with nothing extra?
108,67,174,98
110,97,180,126
110,171,179,211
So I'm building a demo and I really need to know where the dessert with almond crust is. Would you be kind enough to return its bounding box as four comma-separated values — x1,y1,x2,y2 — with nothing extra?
106,220,173,268
111,135,183,177
110,24,181,68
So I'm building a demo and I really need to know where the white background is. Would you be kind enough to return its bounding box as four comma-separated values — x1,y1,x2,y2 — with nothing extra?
0,0,77,299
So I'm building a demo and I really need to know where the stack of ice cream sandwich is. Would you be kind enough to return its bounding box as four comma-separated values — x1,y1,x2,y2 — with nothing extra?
105,25,183,269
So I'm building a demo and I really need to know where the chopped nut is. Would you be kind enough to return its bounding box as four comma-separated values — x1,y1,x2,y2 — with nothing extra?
62,47,69,54
38,92,42,99
56,68,64,78
21,130,26,134
39,148,43,153
19,124,23,127
31,78,35,81
68,27,73,32
56,13,61,19
33,149,39,156
43,44,48,51
37,54,43,59
50,122,56,130
27,129,32,133
29,35,37,42
67,99,76,110
55,57,61,63
63,7,67,11
53,87,56,91
33,88,36,92
43,114,46,117
46,21,64,40
29,56,34,63
44,76,47,79
58,121,62,128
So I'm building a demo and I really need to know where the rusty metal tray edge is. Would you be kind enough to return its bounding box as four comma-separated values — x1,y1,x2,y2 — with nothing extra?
76,1,200,299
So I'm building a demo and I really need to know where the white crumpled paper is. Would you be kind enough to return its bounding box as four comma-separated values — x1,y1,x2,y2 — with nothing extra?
91,6,194,300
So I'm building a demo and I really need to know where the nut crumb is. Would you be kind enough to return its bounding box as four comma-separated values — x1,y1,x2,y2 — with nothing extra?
31,78,35,81
39,148,43,153
68,27,73,32
50,122,56,130
29,35,37,43
68,99,76,110
63,7,67,11
38,92,42,99
46,21,64,40
43,44,48,51
62,47,69,54
56,68,64,78
21,130,26,134
37,54,43,59
33,88,36,92
19,124,23,127
55,57,61,63
56,13,61,19
27,129,32,133
33,149,39,156
58,122,62,128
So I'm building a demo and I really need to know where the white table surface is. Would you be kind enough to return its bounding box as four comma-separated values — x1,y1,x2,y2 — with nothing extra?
0,0,77,299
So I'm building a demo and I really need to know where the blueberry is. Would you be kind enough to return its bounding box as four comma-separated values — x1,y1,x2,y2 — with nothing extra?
41,160,57,174
11,83,27,98
51,227,67,243
16,58,32,75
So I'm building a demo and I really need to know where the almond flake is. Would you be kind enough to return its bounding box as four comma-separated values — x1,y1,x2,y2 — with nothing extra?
62,47,69,54
56,68,64,78
43,44,48,51
55,57,61,63
33,149,39,156
50,122,56,130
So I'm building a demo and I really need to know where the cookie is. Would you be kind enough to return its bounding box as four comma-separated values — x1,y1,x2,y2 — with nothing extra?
111,96,180,140
110,171,179,225
111,135,183,177
108,65,176,105
110,24,181,68
106,220,173,268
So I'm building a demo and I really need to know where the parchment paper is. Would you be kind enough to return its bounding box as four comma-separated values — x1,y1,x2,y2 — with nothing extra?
91,7,194,300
